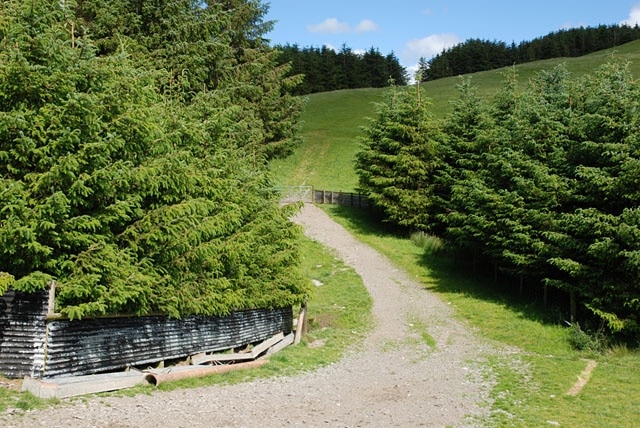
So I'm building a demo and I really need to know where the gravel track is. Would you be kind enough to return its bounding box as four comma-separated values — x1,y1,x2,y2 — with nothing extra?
2,203,497,428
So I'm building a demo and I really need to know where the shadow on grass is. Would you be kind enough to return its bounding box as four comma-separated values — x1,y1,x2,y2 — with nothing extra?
323,204,569,328
323,203,405,238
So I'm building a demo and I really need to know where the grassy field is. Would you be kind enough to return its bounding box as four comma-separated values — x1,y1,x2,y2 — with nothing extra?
271,41,640,427
270,88,381,191
271,39,640,193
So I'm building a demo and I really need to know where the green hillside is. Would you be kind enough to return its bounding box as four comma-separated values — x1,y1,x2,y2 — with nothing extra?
271,39,640,192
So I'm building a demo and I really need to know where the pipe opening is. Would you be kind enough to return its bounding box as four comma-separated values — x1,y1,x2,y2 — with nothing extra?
144,373,159,386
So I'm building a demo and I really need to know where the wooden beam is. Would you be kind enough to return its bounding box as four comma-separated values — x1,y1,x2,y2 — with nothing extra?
22,371,147,399
144,360,268,386
294,304,307,345
191,332,286,365
264,332,294,358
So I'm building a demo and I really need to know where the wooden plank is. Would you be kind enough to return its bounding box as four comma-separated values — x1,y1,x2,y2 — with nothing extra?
249,332,284,357
264,332,294,358
22,371,147,399
191,351,253,364
191,332,285,365
294,305,306,345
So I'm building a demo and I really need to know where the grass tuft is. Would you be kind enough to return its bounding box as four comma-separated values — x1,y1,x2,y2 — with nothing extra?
566,322,609,354
410,231,444,256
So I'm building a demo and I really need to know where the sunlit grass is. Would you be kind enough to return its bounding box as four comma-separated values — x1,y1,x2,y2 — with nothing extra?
269,88,381,192
0,383,58,414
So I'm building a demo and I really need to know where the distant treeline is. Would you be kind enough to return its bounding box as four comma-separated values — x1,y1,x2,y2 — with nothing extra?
419,24,640,81
275,44,408,95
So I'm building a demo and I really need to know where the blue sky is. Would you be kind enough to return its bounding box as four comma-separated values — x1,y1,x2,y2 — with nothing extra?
265,1,640,76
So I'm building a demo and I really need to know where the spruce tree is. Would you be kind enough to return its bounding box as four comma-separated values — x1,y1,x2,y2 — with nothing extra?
0,0,309,319
74,0,305,160
356,84,442,232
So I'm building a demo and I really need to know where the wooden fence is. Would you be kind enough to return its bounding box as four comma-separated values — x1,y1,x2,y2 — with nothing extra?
275,186,370,208
313,189,370,208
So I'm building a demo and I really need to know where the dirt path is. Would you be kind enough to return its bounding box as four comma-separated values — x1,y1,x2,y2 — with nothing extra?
2,204,495,428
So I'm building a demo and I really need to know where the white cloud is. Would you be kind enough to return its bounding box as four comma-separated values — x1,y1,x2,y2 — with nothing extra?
621,5,640,26
307,18,350,34
422,8,433,16
355,19,379,33
308,18,379,35
401,34,461,83
402,33,461,63
405,64,421,84
323,43,338,52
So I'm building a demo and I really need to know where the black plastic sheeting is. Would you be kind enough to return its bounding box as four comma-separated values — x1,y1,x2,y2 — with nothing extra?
0,289,293,379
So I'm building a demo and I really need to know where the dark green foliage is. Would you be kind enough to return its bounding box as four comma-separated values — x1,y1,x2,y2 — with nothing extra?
0,0,309,319
420,24,640,81
358,58,640,336
443,62,640,335
74,0,305,160
355,84,441,232
275,43,408,95
567,322,609,353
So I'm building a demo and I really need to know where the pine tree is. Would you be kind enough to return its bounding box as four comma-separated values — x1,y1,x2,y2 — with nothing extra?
356,84,442,231
74,0,305,160
0,0,309,319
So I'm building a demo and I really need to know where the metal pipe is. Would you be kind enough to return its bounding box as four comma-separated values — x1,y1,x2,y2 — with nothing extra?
144,359,268,386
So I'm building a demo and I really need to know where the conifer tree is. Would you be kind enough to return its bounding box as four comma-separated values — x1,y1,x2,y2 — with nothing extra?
544,61,640,329
437,77,495,254
0,0,309,319
74,0,305,160
356,84,441,231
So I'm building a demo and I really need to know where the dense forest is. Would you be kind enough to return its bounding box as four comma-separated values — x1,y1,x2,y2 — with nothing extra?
0,0,310,319
275,44,408,95
274,24,640,94
420,24,640,81
356,63,640,340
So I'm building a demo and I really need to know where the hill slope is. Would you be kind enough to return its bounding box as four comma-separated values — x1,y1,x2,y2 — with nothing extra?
271,40,640,192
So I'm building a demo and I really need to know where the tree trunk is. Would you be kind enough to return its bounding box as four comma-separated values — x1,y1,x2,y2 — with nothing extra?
473,249,478,273
519,275,524,296
570,290,577,323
